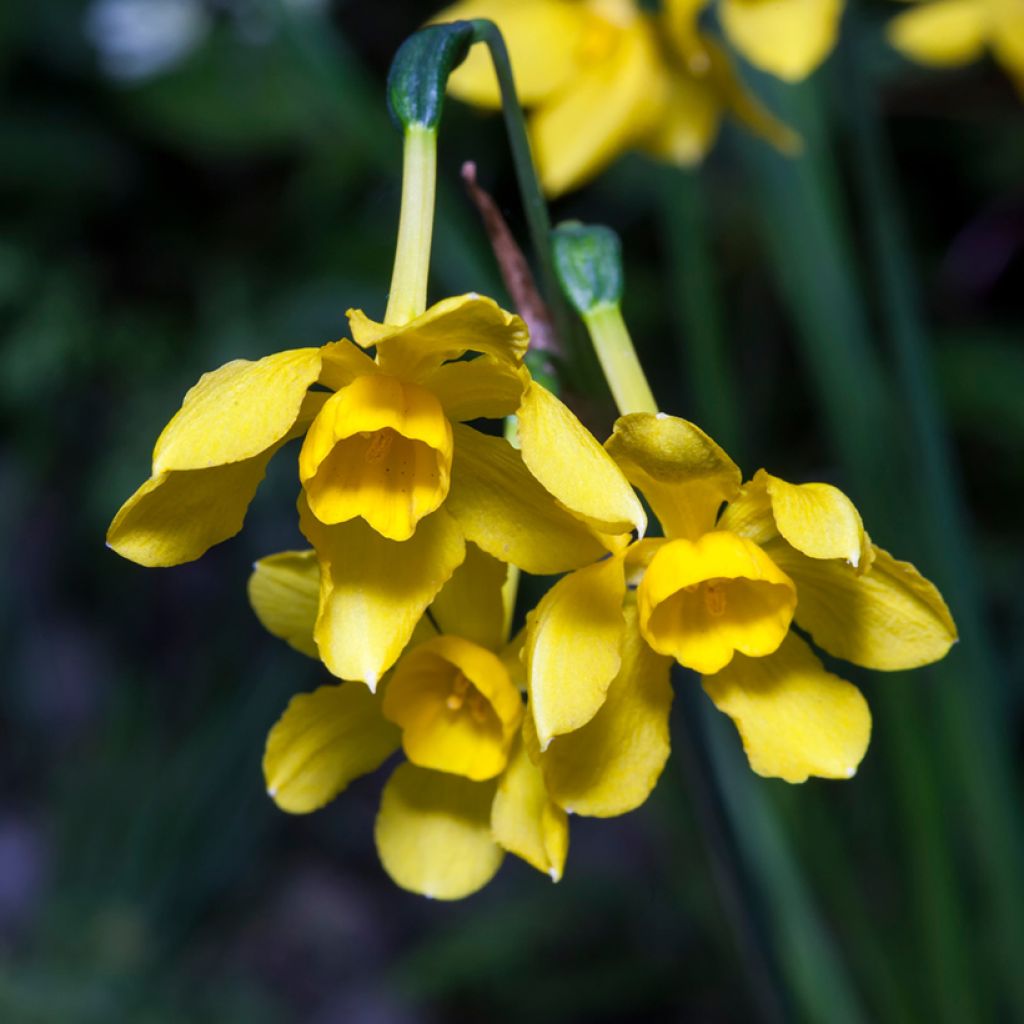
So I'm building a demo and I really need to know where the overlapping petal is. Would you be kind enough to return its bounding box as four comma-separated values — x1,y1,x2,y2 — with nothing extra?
526,555,627,749
318,337,379,391
300,498,466,687
442,0,590,107
764,539,958,670
703,632,871,783
248,550,321,658
152,348,322,473
719,0,844,82
419,356,527,422
642,72,721,166
375,763,503,899
263,683,400,813
107,453,279,568
446,424,613,574
518,381,646,537
528,602,673,817
491,737,569,881
606,412,741,540
108,351,323,567
430,542,508,651
348,295,528,380
529,13,668,196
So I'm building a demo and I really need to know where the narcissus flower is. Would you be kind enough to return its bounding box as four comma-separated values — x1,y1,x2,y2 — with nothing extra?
108,293,644,686
525,413,957,789
253,543,569,898
436,0,798,195
887,0,1024,94
668,0,845,83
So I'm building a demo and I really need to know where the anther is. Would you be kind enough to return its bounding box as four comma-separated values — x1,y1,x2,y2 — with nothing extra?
704,583,727,617
365,430,394,463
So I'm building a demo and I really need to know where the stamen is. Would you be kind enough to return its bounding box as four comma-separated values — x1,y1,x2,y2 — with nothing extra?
446,671,470,712
364,430,394,463
704,583,727,617
468,692,491,724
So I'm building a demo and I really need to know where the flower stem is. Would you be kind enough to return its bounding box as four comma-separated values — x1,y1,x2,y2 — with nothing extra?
583,304,658,416
385,125,437,326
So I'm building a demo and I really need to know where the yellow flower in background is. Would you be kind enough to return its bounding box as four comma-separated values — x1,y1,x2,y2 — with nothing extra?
253,544,569,899
887,0,1024,93
435,0,798,195
668,0,845,82
108,293,644,686
525,413,957,789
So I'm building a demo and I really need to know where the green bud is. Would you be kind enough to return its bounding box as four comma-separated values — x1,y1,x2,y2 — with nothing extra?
551,222,624,316
387,22,475,131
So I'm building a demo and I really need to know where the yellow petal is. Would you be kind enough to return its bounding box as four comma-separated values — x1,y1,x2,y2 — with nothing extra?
152,348,321,474
375,763,503,900
887,0,989,67
703,632,871,783
348,294,528,380
530,601,673,817
716,474,777,545
720,0,844,82
430,542,509,651
705,37,803,154
301,500,466,687
318,337,379,391
446,423,612,574
247,550,320,658
525,556,627,748
759,469,870,569
643,71,722,166
517,381,646,537
107,452,277,568
638,531,796,674
491,736,568,881
419,356,527,422
299,374,453,541
764,540,957,670
530,14,668,196
663,0,715,74
383,635,523,781
993,4,1024,80
605,412,741,541
441,0,590,108
263,683,400,813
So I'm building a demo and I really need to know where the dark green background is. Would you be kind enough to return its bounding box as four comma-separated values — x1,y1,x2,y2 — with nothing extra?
2,1,1022,1020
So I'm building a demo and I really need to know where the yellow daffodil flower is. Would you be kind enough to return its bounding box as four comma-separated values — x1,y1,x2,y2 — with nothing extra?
667,0,845,83
525,412,957,790
108,293,645,686
253,543,569,899
887,0,1024,94
435,0,798,195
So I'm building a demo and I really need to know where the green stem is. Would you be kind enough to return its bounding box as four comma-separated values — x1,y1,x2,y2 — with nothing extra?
385,126,437,325
582,304,657,416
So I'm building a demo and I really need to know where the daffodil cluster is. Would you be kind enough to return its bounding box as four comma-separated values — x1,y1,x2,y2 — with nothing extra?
435,0,849,194
106,13,957,902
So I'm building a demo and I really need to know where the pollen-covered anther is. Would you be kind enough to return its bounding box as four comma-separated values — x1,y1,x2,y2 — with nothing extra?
298,374,454,541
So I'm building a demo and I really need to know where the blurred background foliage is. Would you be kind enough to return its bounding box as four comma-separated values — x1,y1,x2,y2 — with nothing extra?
1,0,1022,1021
